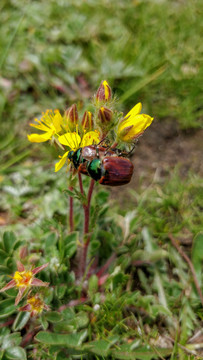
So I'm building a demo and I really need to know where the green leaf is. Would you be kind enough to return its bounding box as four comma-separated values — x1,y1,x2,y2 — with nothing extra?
12,312,30,331
88,275,98,294
0,250,7,263
192,232,203,286
0,265,11,275
40,316,49,330
54,312,89,332
84,339,112,356
64,232,78,258
35,330,88,347
2,232,16,254
111,346,172,360
0,299,16,319
45,311,63,323
5,346,27,360
1,333,22,349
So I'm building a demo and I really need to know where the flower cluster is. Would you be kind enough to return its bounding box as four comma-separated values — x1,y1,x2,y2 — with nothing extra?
27,81,153,175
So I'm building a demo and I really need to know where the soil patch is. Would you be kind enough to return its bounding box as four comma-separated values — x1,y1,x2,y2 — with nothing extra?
111,120,202,196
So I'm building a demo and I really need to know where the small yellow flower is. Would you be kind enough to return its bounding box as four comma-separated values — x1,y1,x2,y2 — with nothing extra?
19,293,50,317
55,130,100,172
117,103,153,143
0,261,49,305
27,109,63,143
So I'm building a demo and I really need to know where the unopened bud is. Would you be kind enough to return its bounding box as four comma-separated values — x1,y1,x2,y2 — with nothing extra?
65,104,78,131
19,246,28,260
98,107,113,125
81,111,93,131
96,80,112,102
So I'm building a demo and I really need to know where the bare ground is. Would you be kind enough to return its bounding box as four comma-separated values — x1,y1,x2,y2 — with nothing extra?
130,120,202,185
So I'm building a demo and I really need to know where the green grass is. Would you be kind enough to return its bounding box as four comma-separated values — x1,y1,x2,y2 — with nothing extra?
0,0,202,137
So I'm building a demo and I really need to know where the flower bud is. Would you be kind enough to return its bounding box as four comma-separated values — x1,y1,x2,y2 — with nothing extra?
98,107,113,125
81,111,93,131
65,104,78,131
117,102,153,143
96,80,112,102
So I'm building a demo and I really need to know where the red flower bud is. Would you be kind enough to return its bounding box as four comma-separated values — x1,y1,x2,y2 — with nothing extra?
98,107,113,124
96,80,112,102
65,104,78,131
81,111,93,131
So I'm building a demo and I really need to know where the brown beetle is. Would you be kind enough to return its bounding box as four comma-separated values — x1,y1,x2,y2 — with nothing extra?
68,145,134,186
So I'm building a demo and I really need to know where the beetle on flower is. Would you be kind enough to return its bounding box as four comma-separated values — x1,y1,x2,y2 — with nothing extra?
0,261,49,306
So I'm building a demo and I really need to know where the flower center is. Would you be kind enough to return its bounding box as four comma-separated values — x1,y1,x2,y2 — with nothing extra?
13,271,33,287
28,296,44,313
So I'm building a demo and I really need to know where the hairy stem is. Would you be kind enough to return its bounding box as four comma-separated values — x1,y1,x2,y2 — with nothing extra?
78,173,95,278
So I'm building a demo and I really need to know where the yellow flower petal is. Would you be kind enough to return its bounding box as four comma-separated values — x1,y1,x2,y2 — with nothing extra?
30,121,50,132
53,110,63,133
80,131,100,147
58,133,81,150
124,102,142,119
27,131,53,143
55,151,69,172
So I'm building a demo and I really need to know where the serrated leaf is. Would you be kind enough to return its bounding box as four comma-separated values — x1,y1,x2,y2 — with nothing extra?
0,299,16,319
5,346,26,360
35,330,87,347
12,312,30,331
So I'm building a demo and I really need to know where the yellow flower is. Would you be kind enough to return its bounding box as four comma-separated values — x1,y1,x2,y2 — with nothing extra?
55,130,100,172
0,261,49,305
19,293,50,317
117,103,153,143
27,109,63,143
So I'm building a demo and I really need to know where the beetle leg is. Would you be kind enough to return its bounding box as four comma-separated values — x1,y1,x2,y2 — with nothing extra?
127,143,136,156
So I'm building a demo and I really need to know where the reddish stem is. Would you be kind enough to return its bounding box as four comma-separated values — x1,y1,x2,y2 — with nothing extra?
69,186,74,232
82,179,95,268
58,297,86,312
96,253,116,278
111,142,118,149
77,173,95,278
78,172,84,197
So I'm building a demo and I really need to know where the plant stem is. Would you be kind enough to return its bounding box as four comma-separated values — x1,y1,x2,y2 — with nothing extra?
82,178,95,267
69,186,74,232
78,173,95,278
